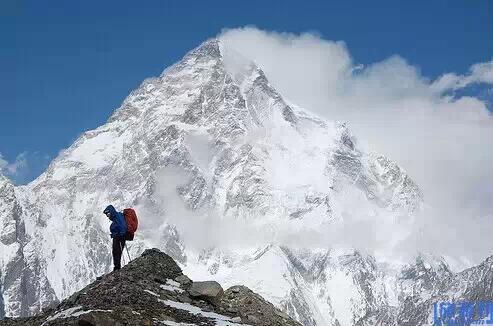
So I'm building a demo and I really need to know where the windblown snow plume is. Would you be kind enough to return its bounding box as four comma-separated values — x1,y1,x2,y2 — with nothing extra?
221,27,493,265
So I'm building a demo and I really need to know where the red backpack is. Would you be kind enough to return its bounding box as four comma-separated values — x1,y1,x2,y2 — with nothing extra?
123,208,138,241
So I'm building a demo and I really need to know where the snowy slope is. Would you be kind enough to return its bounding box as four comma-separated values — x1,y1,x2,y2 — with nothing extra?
0,39,491,325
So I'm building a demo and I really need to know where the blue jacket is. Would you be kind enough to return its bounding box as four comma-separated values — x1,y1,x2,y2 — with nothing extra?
104,205,127,238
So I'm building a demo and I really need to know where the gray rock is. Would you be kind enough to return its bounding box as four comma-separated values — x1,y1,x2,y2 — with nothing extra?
188,281,224,306
275,309,291,320
174,274,192,286
219,285,301,326
176,293,192,304
247,314,260,323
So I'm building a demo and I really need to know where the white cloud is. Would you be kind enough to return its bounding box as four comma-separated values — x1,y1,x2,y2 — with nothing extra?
218,27,493,265
432,58,493,92
0,152,26,175
0,152,31,184
0,154,7,170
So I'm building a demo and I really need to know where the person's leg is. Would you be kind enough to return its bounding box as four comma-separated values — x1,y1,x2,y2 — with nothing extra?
112,237,123,270
120,237,127,263
121,238,126,253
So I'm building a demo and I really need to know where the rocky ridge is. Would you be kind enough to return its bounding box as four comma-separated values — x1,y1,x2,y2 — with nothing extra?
0,248,300,326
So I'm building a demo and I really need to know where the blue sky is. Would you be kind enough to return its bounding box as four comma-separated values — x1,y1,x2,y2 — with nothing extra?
1,0,492,184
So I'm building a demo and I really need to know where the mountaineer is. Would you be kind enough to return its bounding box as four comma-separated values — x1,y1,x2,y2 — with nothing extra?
103,205,127,271
103,205,139,271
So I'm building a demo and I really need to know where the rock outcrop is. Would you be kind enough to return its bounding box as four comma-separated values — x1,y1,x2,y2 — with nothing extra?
0,249,301,326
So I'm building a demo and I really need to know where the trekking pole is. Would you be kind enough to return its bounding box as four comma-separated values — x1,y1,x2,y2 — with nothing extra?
120,242,126,266
125,245,131,262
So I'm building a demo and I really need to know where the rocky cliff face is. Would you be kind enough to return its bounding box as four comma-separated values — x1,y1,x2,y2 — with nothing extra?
0,38,491,325
1,248,301,325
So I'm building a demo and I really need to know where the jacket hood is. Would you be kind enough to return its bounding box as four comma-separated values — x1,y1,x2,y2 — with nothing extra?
103,205,117,218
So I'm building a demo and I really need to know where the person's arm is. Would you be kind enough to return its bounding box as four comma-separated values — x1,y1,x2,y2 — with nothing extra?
109,221,117,238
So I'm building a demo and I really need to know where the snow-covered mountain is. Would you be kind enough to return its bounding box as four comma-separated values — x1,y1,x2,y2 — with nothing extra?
1,39,491,325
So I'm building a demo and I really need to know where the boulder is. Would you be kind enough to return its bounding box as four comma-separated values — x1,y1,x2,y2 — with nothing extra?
188,281,224,306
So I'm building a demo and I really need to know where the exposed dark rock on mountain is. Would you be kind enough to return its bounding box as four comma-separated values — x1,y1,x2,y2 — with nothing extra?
0,249,301,326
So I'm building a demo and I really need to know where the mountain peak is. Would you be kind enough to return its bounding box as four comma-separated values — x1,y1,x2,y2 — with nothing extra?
182,38,222,62
3,249,301,325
